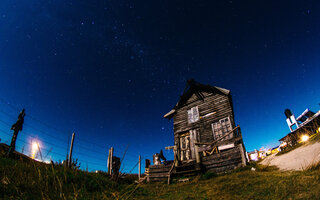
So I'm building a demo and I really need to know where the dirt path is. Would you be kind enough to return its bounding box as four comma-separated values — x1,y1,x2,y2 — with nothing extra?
260,142,320,170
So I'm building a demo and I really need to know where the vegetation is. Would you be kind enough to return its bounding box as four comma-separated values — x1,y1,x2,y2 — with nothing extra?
0,155,139,199
137,162,320,200
1,149,320,199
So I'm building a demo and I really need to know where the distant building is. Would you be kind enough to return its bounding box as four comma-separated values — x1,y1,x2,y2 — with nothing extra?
146,80,247,182
280,108,320,146
247,147,269,162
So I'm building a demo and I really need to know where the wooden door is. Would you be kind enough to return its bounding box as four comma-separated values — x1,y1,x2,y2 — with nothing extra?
179,129,199,161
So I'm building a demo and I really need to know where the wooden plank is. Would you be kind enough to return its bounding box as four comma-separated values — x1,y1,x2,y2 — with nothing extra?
149,164,172,169
201,147,241,161
218,143,235,151
203,157,242,167
149,166,172,173
207,164,239,174
149,172,170,177
202,155,242,166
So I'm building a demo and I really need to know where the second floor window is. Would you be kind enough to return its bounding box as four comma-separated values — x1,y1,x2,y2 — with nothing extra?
187,106,199,123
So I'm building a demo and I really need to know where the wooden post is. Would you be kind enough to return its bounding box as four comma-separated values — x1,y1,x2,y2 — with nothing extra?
238,143,247,166
174,146,179,167
165,145,179,167
7,109,25,157
68,132,75,168
194,142,200,164
138,155,141,180
109,147,114,175
107,148,110,174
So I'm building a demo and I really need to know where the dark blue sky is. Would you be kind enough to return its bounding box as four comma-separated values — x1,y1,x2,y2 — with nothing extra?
0,0,319,172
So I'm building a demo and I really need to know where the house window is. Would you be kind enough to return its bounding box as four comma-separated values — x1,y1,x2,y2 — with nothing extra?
211,117,232,140
187,106,199,123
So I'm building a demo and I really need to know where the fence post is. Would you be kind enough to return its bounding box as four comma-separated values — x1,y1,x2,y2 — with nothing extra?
138,155,141,180
108,147,113,175
7,109,25,157
68,132,75,168
107,148,110,174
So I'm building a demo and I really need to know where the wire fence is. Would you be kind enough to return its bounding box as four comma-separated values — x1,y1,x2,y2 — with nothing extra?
0,98,147,174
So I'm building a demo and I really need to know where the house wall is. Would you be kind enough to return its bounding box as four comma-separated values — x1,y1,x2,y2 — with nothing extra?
146,89,247,182
202,145,243,173
173,92,235,144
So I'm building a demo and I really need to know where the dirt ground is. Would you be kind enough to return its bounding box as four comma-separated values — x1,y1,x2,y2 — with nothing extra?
260,142,320,170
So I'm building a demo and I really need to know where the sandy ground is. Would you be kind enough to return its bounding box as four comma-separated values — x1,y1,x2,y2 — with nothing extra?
260,142,320,170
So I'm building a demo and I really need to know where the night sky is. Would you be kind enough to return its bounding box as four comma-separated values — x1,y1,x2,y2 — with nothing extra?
0,0,320,172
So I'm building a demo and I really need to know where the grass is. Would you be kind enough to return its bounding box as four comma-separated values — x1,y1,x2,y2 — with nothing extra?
306,160,320,171
1,149,320,199
0,155,138,199
137,162,320,200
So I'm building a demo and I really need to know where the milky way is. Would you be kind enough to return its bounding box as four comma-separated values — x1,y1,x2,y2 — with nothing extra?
0,0,320,172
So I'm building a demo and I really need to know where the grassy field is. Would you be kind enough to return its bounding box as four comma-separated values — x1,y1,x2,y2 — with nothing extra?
136,164,320,200
1,149,320,199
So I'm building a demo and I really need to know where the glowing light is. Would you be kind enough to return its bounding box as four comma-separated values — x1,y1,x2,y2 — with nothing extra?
44,160,51,164
279,142,287,147
249,153,258,161
301,135,309,142
31,141,39,159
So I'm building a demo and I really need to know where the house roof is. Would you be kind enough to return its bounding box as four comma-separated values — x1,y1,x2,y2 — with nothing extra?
164,79,231,119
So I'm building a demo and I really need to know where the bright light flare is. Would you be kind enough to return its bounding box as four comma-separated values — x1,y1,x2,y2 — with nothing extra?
279,142,287,147
301,135,309,142
31,141,40,159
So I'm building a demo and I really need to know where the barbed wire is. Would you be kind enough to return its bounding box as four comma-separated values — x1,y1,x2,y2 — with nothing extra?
0,119,69,151
0,97,70,136
0,97,147,173
0,129,112,168
0,125,139,168
0,122,138,165
0,100,143,156
0,129,66,157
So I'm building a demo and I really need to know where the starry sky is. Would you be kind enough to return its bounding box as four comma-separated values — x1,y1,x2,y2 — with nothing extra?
0,0,320,172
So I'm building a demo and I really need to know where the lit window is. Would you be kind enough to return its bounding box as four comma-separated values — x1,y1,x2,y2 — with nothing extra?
187,106,199,123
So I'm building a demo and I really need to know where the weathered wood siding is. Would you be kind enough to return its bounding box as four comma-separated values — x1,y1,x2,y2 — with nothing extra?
173,92,234,144
202,146,243,173
148,164,171,182
147,146,243,182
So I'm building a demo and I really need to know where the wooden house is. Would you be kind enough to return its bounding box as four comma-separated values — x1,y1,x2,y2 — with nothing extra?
147,80,247,182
